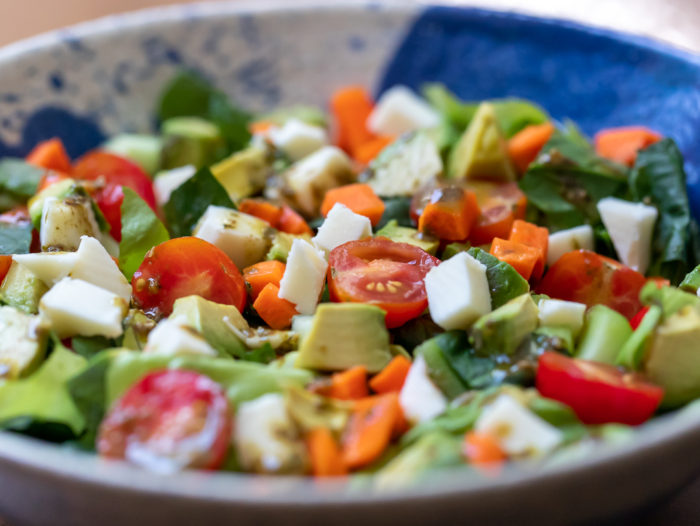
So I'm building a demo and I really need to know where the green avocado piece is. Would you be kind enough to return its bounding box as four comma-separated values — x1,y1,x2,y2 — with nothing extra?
680,265,700,294
0,262,48,314
530,326,574,356
102,134,163,175
471,293,538,355
375,220,439,255
0,306,47,379
467,247,529,309
121,309,157,351
576,305,632,364
448,102,516,181
295,303,392,373
416,332,468,399
643,305,700,408
266,231,311,263
616,305,662,370
442,242,471,260
210,146,270,202
640,282,700,319
171,295,248,359
27,178,77,228
161,116,227,169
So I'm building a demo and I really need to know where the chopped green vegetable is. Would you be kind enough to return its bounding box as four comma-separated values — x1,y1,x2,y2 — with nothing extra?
467,247,529,309
119,188,169,278
0,222,33,255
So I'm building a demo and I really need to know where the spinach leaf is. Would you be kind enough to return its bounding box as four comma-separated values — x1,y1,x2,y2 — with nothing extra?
492,99,549,138
163,166,235,237
0,159,43,199
240,343,276,364
376,197,412,229
422,83,477,129
0,222,33,255
158,71,251,154
119,187,169,278
467,248,530,309
71,336,117,359
630,138,695,283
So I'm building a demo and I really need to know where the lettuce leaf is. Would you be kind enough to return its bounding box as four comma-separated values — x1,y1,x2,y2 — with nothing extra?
0,159,43,199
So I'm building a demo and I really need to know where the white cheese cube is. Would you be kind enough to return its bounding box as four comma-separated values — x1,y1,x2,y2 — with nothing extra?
475,394,563,457
425,252,491,330
537,298,587,337
40,196,100,252
597,197,658,274
283,146,354,217
278,239,328,315
268,119,328,161
367,85,440,136
153,165,196,207
193,205,271,270
144,315,217,357
399,354,447,424
39,278,127,338
547,225,595,266
69,236,131,302
12,252,78,287
233,393,307,474
312,203,372,254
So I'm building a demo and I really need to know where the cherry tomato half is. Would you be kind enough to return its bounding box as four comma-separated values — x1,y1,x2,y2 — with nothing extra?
97,370,231,472
536,352,664,426
94,183,124,242
132,237,247,318
536,250,646,319
328,237,440,328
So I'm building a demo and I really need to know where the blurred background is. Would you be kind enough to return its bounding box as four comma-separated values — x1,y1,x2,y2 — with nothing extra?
0,0,699,51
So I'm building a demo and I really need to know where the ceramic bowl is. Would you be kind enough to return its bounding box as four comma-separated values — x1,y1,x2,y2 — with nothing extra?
0,2,700,525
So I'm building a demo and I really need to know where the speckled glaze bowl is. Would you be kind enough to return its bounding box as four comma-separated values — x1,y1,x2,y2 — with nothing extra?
1,2,700,525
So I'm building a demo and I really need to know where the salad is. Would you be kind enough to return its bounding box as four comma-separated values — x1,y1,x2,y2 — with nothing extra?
0,71,698,487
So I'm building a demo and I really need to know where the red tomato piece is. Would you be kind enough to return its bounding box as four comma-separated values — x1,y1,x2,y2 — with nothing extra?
94,184,124,242
97,370,231,471
132,237,247,318
536,250,646,320
469,203,515,246
0,256,12,284
328,238,440,328
629,306,650,330
536,352,664,425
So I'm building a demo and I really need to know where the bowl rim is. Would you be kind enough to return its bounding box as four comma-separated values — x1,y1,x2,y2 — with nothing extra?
0,0,699,507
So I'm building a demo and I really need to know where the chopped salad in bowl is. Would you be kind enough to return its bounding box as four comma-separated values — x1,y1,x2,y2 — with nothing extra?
0,71,698,486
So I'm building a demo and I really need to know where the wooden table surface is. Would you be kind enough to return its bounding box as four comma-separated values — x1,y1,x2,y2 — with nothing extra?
0,0,699,524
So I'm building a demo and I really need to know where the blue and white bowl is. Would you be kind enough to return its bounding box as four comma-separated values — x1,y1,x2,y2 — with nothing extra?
0,2,700,525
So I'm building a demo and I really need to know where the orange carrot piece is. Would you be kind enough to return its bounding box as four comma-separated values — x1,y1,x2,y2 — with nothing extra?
252,283,298,330
594,126,662,167
278,205,313,236
239,199,283,227
306,427,348,477
243,260,286,301
462,431,506,474
26,138,72,173
418,188,480,241
0,255,12,284
369,356,412,394
353,135,394,165
320,183,386,227
490,237,540,281
248,120,276,135
508,219,549,280
507,122,555,173
330,86,375,154
328,366,369,401
342,393,401,469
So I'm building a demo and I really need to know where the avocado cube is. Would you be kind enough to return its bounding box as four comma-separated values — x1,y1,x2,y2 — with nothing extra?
0,262,48,314
375,220,439,255
0,306,48,378
211,146,270,202
471,293,538,355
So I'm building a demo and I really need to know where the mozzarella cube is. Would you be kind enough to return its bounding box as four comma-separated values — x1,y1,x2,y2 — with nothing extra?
69,236,131,302
278,239,328,315
367,85,440,136
153,165,196,207
312,203,372,254
283,146,354,217
144,315,217,357
40,196,100,252
475,394,563,457
39,278,127,338
425,252,491,330
269,119,328,161
193,205,271,269
547,225,594,266
537,298,587,336
233,393,307,474
399,354,448,424
597,197,658,273
13,252,78,287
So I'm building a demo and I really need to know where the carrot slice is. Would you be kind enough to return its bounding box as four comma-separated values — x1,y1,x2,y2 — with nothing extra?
328,366,369,401
462,431,506,474
508,219,549,280
490,237,540,280
239,199,283,227
320,183,386,227
26,138,72,173
278,205,313,236
594,126,662,167
418,188,480,241
306,427,347,477
507,122,555,173
248,120,276,135
252,283,298,330
330,86,375,155
353,135,394,165
369,356,412,394
243,260,286,301
342,393,401,469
